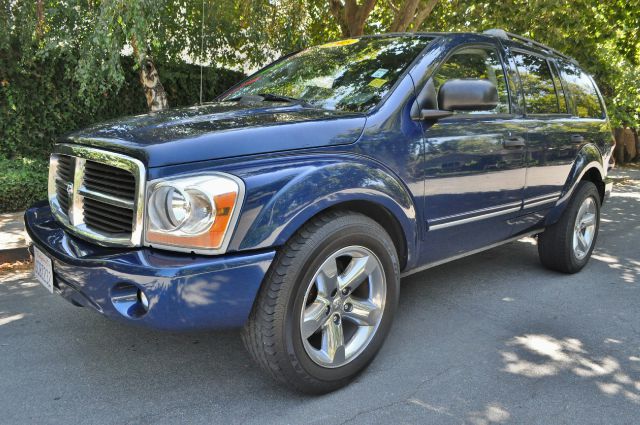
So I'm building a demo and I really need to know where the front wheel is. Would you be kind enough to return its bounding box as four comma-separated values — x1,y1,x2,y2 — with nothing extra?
538,181,601,273
242,211,400,393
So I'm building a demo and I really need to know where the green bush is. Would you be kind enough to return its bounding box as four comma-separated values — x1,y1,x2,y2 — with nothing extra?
0,157,48,213
0,50,245,160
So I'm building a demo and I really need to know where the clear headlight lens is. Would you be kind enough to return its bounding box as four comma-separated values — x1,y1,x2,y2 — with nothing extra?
145,173,244,252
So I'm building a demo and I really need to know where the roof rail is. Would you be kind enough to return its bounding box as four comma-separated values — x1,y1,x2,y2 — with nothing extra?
482,29,578,64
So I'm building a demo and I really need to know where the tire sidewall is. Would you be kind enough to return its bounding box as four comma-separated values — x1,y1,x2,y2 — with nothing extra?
282,218,399,384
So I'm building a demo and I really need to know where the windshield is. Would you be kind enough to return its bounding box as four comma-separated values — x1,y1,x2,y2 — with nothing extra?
220,36,433,112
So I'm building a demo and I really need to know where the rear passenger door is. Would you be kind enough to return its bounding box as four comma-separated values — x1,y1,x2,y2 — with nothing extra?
509,49,577,221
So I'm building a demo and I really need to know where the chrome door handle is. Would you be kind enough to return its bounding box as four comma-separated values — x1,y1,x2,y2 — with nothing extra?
571,134,585,143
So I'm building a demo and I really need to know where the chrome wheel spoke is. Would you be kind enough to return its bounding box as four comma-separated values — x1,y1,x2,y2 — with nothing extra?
577,231,589,251
343,297,379,326
338,254,376,292
323,319,345,364
580,212,596,228
316,260,338,297
302,297,330,339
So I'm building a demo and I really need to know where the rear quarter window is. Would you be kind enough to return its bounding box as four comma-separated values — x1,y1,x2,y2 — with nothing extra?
512,51,562,114
556,61,604,119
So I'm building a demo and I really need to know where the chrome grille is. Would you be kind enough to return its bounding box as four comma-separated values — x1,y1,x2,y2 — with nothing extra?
48,144,145,247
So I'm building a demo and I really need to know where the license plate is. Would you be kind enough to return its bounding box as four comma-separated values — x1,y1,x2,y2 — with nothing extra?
33,246,54,294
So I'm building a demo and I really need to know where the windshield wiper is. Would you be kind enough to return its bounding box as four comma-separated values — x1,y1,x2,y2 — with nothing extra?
257,92,315,108
225,92,315,108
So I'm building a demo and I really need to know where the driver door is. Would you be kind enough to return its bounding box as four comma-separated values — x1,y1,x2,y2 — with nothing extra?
416,42,528,264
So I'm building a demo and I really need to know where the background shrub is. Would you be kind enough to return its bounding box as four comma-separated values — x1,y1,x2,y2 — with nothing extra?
0,50,245,160
0,157,48,213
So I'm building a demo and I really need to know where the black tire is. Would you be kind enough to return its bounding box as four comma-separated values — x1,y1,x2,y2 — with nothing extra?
241,211,400,394
538,181,601,273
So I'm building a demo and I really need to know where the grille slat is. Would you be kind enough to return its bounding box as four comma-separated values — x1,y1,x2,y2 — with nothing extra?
82,179,135,198
85,169,134,182
83,160,136,200
83,198,134,223
54,155,74,214
83,215,130,233
83,214,131,233
57,156,74,181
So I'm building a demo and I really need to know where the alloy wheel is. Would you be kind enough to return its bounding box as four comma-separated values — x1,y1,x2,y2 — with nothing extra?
299,245,386,368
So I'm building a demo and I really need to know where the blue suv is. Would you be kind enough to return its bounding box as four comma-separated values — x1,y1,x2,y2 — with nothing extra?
26,30,615,393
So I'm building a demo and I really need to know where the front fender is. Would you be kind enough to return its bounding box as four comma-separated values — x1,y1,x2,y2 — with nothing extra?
227,154,418,267
545,143,604,225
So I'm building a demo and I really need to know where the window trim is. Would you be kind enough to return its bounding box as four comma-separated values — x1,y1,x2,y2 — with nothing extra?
548,59,569,114
510,48,566,117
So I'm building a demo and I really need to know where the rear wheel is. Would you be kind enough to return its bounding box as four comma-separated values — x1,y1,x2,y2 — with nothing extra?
242,211,400,393
538,181,601,273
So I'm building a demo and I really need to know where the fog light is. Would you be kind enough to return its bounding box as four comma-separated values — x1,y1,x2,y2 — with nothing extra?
137,289,149,311
111,283,149,318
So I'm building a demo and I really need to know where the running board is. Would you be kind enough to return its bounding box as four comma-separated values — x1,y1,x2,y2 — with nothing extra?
400,228,545,278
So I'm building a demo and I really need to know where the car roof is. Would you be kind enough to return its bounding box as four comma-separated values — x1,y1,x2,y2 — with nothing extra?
358,30,579,65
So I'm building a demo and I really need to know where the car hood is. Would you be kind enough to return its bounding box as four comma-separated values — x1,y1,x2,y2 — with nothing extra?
65,101,366,168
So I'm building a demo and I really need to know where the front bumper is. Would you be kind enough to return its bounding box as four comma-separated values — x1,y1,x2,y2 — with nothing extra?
24,204,275,330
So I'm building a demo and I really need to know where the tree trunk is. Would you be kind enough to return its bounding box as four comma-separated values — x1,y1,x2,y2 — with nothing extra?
389,0,439,32
35,0,45,38
410,0,439,32
329,0,377,37
131,37,168,112
633,128,639,162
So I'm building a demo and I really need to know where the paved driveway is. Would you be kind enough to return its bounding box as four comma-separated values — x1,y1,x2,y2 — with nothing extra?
1,169,639,425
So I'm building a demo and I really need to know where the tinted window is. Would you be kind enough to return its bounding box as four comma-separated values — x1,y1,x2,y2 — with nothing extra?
433,46,509,114
220,36,432,112
556,61,603,118
513,52,561,114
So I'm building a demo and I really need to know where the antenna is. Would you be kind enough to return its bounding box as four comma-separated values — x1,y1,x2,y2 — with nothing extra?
199,0,205,104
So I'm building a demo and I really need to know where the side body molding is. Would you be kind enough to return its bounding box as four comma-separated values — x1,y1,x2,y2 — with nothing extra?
544,143,605,226
226,154,419,269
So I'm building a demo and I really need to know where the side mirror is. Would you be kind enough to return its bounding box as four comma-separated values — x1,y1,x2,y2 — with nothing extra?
414,79,498,121
438,79,498,112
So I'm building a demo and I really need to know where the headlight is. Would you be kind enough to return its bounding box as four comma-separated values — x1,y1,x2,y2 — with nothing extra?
145,173,244,253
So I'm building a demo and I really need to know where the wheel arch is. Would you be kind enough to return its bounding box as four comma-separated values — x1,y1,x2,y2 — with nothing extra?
545,144,605,226
311,200,408,271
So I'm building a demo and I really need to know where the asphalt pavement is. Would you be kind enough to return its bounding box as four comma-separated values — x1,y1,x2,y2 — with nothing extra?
1,168,639,425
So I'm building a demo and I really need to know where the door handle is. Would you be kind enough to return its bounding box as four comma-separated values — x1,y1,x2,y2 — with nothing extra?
571,134,585,143
503,136,526,148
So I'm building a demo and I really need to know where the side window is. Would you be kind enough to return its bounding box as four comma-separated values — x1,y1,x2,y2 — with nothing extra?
513,52,561,114
556,61,603,119
432,46,509,114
